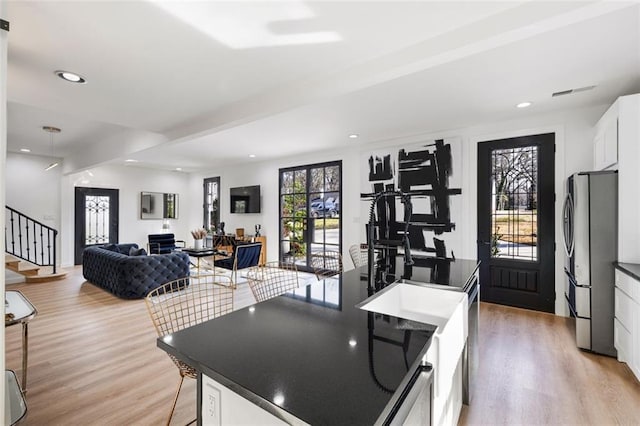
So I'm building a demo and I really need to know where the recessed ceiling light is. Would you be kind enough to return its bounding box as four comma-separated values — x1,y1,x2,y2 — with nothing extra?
348,134,359,139
175,167,183,171
55,70,87,84
20,148,31,153
516,101,532,108
125,159,138,163
248,154,256,158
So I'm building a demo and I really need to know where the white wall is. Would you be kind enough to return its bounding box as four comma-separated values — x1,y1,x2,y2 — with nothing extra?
187,104,607,316
187,148,363,265
5,103,608,316
59,165,191,266
6,152,62,231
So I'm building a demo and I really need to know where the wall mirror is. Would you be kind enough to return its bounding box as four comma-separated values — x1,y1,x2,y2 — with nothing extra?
140,192,179,219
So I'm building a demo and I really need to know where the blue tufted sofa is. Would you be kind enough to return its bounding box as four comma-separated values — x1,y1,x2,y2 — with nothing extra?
82,243,190,299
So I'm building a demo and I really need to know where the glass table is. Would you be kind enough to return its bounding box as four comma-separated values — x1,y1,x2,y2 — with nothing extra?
5,290,37,393
5,370,27,425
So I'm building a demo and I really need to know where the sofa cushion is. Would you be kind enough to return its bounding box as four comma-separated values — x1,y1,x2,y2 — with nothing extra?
129,246,147,256
102,243,139,255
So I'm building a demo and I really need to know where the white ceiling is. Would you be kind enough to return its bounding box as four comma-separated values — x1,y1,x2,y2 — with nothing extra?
5,1,640,173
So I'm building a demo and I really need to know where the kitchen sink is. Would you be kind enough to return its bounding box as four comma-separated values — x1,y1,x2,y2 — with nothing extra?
355,281,466,328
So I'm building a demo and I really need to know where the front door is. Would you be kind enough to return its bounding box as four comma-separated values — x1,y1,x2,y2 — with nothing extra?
74,187,119,265
279,161,342,272
477,133,555,312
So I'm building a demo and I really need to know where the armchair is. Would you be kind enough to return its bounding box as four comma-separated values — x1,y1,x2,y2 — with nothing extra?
214,242,262,287
147,233,185,255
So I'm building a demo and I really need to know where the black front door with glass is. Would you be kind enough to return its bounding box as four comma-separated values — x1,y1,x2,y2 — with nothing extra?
477,133,555,313
279,161,342,272
74,187,119,265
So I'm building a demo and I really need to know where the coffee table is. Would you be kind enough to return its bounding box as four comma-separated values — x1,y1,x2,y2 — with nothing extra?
182,247,218,272
5,290,37,393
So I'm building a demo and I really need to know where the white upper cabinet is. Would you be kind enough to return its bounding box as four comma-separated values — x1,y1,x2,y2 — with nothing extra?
593,101,619,170
616,94,640,264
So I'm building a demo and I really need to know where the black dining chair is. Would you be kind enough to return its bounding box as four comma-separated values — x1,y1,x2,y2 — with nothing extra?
214,242,262,287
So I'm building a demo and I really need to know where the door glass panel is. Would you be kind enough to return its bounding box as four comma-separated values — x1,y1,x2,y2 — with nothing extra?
281,171,294,194
325,166,340,192
310,168,324,193
281,195,294,217
294,194,307,217
294,170,306,192
490,146,538,261
85,195,110,245
311,218,325,243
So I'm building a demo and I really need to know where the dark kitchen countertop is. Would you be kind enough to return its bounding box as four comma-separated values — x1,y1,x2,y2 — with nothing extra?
615,262,640,282
158,260,476,425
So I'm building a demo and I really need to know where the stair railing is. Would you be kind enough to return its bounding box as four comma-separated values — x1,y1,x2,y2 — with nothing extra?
5,206,58,274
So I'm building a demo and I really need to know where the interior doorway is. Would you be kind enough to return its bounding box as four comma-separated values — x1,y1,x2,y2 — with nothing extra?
279,161,342,272
477,133,555,312
74,187,119,265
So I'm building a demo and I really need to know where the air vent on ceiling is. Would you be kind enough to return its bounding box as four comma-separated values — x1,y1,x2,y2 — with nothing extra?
552,85,596,97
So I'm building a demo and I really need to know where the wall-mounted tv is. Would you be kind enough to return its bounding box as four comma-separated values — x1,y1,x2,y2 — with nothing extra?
230,185,261,213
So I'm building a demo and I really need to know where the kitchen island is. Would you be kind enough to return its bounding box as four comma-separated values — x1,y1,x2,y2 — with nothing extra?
158,262,477,425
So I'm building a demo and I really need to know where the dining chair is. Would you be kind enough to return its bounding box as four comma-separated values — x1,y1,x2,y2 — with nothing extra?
246,261,300,303
145,274,234,425
214,242,262,287
310,250,343,279
349,244,368,268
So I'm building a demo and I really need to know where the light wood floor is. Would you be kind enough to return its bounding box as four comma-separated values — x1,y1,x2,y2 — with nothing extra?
5,267,640,425
459,303,640,425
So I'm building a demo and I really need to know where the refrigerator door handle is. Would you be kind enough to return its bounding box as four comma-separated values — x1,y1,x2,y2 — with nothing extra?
562,193,575,258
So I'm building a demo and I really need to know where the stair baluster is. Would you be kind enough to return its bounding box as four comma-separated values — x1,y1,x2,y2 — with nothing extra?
5,206,58,274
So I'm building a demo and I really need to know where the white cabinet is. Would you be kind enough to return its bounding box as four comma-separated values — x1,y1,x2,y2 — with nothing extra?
616,94,640,264
593,101,618,170
201,374,291,426
614,268,640,380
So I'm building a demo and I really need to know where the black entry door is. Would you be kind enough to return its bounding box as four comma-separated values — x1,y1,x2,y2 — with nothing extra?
279,161,342,273
74,187,119,265
477,133,555,312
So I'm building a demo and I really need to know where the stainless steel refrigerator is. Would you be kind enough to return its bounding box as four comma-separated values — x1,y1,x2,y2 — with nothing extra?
562,170,617,357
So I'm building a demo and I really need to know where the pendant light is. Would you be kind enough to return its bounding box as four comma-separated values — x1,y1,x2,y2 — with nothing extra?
43,126,61,171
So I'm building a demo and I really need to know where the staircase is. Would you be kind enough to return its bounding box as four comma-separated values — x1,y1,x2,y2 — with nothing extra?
5,254,67,283
5,206,67,283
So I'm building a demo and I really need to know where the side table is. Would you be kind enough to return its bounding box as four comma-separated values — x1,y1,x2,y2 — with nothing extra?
5,290,37,393
5,370,27,425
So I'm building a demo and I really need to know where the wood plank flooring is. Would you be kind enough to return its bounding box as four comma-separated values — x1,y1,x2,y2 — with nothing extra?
5,267,640,425
459,303,640,425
